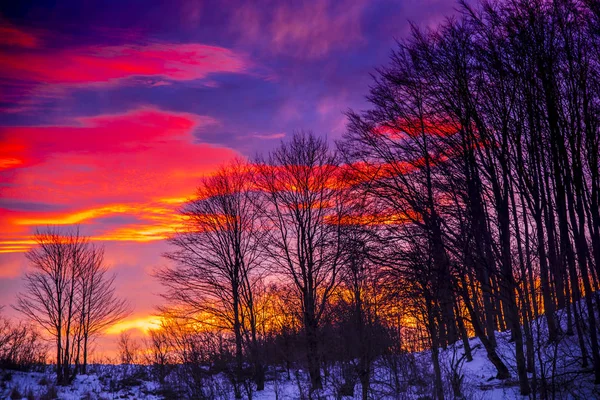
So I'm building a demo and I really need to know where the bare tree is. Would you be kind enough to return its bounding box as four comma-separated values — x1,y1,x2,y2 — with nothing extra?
254,131,346,391
144,327,174,384
76,244,130,374
158,159,265,398
338,225,383,400
15,227,84,384
14,227,128,384
118,331,140,365
144,0,600,396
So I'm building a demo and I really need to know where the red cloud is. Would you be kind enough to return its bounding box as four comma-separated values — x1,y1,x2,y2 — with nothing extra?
0,108,239,252
0,24,39,48
0,43,248,86
0,108,218,170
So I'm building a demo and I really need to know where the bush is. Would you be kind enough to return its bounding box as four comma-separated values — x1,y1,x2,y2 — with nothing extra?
2,371,13,383
39,384,58,400
0,316,46,371
9,385,22,400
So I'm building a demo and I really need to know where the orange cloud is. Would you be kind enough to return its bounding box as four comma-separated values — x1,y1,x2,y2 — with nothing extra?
0,240,38,254
372,117,458,139
14,205,136,226
0,108,239,253
104,315,163,335
328,211,418,227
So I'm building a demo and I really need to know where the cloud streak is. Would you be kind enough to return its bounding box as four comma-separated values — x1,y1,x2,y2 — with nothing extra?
0,43,249,86
231,0,367,59
0,23,253,113
0,107,239,253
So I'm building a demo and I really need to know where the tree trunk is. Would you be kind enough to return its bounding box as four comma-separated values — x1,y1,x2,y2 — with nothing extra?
426,296,445,400
305,319,322,391
459,276,510,379
233,290,243,399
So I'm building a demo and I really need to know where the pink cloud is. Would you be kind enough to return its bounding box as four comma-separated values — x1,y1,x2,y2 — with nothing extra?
249,132,286,139
0,252,28,278
0,108,219,170
0,42,249,86
317,92,348,117
231,0,367,59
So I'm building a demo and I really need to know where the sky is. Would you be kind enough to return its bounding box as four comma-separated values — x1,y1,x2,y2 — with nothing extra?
0,0,458,356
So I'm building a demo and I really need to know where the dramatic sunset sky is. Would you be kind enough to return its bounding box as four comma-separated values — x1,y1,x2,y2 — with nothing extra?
0,0,457,356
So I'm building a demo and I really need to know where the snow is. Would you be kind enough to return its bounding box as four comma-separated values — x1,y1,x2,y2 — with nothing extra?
0,367,162,400
2,302,599,399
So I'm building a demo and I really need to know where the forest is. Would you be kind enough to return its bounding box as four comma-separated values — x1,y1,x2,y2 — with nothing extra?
1,0,600,399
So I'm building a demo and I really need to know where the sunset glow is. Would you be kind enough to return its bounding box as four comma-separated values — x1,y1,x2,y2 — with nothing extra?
1,1,598,398
0,0,458,354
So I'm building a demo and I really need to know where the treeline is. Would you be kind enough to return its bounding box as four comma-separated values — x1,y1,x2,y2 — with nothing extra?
14,228,130,384
154,0,600,399
341,0,600,396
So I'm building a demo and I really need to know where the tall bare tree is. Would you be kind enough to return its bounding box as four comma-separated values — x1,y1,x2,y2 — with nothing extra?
15,227,128,384
76,244,130,374
255,132,346,391
158,159,265,397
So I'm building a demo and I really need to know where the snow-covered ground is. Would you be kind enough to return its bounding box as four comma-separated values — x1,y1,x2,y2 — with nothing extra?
2,303,599,399
0,366,162,400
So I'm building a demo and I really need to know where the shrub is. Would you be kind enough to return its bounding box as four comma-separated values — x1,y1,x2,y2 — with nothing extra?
39,384,58,400
2,371,13,383
9,385,22,400
0,316,46,371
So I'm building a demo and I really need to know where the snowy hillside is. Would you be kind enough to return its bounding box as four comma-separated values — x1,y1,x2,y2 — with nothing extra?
2,300,599,400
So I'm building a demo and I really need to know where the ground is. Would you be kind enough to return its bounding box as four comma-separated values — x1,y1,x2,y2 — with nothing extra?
1,304,599,399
